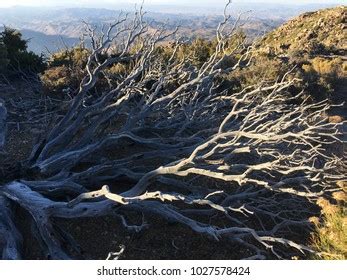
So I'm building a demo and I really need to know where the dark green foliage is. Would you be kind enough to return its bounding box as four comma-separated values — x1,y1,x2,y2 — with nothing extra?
1,27,27,55
0,26,46,74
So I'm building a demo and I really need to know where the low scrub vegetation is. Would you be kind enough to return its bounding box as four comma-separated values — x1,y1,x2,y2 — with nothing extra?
310,181,347,260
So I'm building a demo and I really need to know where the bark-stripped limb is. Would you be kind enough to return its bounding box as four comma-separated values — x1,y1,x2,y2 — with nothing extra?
0,195,22,259
1,182,317,259
0,98,7,151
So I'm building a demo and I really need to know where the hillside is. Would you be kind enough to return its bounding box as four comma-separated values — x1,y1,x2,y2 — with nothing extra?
260,6,346,56
252,6,346,111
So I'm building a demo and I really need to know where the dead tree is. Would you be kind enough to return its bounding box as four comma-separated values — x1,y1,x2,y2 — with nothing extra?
0,3,345,260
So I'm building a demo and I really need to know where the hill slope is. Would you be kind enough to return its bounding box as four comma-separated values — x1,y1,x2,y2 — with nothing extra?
260,6,346,56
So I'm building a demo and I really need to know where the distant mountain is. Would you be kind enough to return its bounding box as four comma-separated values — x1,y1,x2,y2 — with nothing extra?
0,27,80,55
22,30,81,55
0,4,342,54
135,3,341,19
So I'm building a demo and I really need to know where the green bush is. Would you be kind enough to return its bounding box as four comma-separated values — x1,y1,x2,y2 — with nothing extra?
42,46,128,94
225,55,291,91
41,65,71,93
301,57,346,94
0,26,45,73
41,46,90,93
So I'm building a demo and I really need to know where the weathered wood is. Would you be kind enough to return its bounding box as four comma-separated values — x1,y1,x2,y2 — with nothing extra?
0,98,7,150
0,195,22,259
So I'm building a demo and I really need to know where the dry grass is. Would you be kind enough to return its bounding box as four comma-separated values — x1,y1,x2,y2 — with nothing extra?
310,181,347,260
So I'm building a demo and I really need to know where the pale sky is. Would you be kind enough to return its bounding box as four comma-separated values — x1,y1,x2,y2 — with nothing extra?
0,0,344,8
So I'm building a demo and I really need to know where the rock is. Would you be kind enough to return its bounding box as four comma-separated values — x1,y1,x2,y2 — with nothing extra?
306,31,317,40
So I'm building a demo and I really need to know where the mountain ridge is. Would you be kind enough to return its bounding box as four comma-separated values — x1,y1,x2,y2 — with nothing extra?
0,4,343,54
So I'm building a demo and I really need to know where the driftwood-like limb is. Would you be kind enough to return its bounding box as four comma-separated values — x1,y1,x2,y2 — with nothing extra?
0,195,22,259
0,98,7,151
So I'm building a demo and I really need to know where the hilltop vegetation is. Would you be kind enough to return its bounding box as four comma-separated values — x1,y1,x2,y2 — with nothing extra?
247,6,347,100
261,6,346,56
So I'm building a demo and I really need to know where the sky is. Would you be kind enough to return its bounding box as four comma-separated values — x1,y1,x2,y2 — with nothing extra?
0,0,345,8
